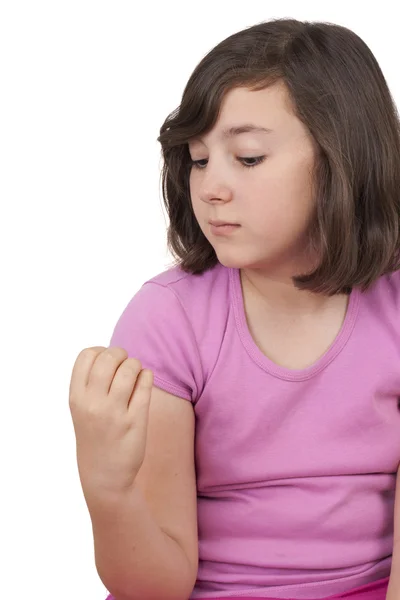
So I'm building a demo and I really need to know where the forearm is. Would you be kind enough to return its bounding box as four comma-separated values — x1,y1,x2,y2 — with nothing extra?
86,484,196,600
386,570,400,600
386,583,399,600
386,539,400,599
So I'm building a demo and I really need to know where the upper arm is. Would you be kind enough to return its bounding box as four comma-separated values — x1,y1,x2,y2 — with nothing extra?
134,384,198,580
107,281,201,583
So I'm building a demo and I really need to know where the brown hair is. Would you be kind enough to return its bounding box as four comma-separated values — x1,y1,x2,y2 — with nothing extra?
157,17,400,295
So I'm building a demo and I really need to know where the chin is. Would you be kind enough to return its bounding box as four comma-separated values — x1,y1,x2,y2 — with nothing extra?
216,249,281,272
214,250,256,270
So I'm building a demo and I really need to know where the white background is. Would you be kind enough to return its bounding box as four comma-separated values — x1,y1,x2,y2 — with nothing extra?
1,1,399,598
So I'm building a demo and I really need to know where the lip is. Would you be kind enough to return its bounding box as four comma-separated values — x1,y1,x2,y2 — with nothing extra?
209,220,240,227
208,220,241,236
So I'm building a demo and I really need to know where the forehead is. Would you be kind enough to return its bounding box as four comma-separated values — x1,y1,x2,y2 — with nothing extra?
219,82,294,124
191,82,309,145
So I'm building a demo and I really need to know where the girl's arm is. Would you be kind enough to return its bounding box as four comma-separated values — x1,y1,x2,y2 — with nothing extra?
88,386,198,600
386,464,400,599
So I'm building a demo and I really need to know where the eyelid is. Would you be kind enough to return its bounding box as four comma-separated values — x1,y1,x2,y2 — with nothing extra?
190,154,267,159
190,155,266,169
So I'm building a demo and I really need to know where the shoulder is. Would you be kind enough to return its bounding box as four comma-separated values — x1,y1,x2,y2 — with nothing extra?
363,268,400,318
140,261,230,323
112,260,230,337
385,268,400,306
109,261,231,402
374,268,400,300
144,261,228,298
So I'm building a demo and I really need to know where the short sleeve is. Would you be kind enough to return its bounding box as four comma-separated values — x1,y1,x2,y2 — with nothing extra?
108,282,203,402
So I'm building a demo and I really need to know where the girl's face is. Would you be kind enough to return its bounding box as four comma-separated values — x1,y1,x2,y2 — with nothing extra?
188,81,318,277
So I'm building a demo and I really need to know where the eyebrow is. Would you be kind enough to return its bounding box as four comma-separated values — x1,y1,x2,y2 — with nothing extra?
221,125,274,137
190,124,274,143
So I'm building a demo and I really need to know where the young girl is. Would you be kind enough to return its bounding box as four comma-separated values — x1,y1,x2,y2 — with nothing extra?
69,17,400,600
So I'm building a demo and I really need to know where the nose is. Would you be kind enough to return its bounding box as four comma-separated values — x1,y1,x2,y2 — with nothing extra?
201,187,232,204
199,169,233,205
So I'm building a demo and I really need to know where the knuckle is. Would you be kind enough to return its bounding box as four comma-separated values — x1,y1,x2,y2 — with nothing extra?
69,389,85,409
104,347,128,360
85,402,103,418
69,392,78,407
79,347,104,360
79,346,128,361
124,357,142,371
139,369,153,388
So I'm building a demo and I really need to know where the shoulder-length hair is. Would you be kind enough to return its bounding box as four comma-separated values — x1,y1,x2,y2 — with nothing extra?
157,18,400,295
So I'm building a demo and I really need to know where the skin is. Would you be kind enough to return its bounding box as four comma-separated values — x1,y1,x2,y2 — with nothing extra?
188,80,352,372
188,84,400,597
188,81,343,316
70,81,397,598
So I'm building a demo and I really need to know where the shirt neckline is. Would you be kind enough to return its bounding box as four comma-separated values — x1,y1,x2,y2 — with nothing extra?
229,267,361,382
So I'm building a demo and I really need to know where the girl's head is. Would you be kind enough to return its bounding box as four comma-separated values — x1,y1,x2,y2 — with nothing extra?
158,18,400,295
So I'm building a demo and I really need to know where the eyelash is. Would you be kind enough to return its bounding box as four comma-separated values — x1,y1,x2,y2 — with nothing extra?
190,156,266,170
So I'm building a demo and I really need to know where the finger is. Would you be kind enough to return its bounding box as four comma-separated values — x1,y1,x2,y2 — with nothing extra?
87,347,130,396
69,346,106,403
127,369,153,431
108,357,143,409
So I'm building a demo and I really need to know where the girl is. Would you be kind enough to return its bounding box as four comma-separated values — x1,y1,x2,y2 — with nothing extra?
69,17,400,600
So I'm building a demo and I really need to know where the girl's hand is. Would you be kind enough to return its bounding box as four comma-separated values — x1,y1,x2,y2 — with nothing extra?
69,346,153,500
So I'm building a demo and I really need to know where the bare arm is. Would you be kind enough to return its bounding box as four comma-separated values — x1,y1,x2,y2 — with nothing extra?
386,464,400,600
88,386,198,600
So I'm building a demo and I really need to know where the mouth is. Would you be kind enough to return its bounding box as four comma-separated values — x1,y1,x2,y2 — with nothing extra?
208,220,241,236
208,220,240,227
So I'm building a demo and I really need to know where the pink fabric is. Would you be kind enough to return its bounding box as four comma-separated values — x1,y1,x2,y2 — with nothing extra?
194,574,389,598
108,263,400,598
104,574,389,599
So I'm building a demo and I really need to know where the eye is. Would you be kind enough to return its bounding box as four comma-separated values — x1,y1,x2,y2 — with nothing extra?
190,156,266,170
239,156,266,168
190,159,208,169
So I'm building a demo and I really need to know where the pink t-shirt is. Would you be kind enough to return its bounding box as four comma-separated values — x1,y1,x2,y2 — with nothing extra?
109,262,400,599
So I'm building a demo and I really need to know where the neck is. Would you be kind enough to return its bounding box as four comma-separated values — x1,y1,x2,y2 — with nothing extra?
240,267,341,316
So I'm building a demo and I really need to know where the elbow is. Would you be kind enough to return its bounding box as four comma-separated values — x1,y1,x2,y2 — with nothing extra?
101,570,196,600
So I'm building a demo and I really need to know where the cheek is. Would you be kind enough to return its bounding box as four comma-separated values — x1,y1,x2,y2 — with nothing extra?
188,174,194,201
189,176,198,206
264,159,314,210
249,177,314,235
189,167,201,191
189,174,201,207
190,192,203,220
189,184,209,234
